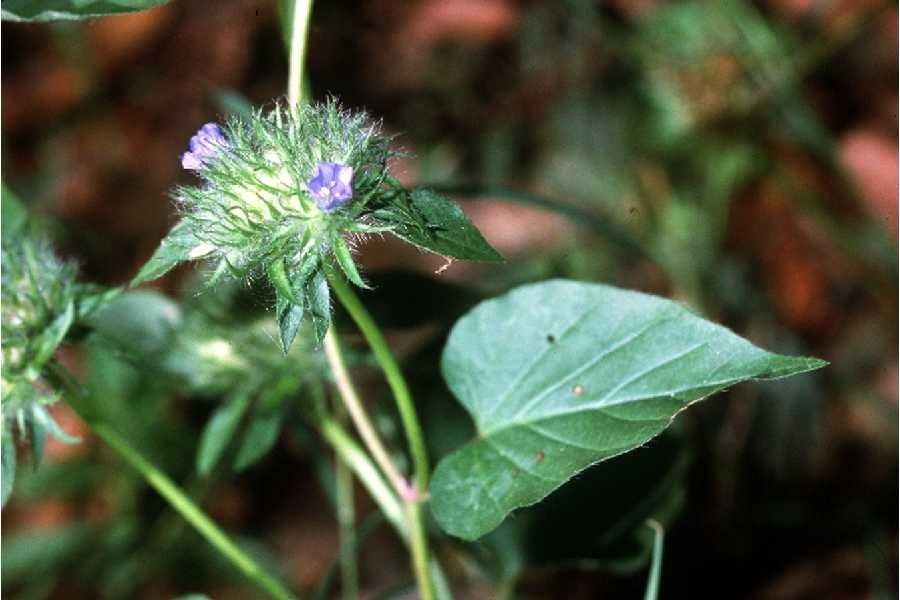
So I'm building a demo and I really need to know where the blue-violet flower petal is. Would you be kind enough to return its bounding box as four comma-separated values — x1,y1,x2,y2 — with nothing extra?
182,123,228,170
308,161,354,211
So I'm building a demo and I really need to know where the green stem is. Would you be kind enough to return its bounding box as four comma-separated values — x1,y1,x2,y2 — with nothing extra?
323,327,407,496
333,408,358,600
287,0,313,107
326,271,435,600
643,519,665,600
319,417,405,533
319,418,451,600
326,271,430,492
49,365,297,600
407,502,435,600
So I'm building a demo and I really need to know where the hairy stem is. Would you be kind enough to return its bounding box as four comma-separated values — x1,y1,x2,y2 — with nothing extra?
48,363,297,600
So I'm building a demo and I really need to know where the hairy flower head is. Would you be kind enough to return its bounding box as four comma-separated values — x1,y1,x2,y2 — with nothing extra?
173,100,391,285
136,98,500,351
1,238,77,394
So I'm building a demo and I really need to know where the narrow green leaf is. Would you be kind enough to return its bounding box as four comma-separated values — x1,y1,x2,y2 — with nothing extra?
233,409,284,472
431,280,827,540
305,270,331,343
131,221,209,287
2,0,173,22
377,189,503,262
30,405,80,445
31,302,75,369
74,285,122,322
276,292,305,354
332,235,367,289
268,258,299,304
2,424,16,506
25,408,47,469
196,391,252,476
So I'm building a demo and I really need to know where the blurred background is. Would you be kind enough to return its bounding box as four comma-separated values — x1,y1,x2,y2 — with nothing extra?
2,0,897,598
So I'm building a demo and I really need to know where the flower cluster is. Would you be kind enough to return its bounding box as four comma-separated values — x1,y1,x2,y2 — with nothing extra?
2,237,77,407
136,98,500,351
1,234,83,504
172,100,392,285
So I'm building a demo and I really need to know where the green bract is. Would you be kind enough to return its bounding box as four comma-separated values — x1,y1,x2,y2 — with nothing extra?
1,235,81,506
135,99,502,351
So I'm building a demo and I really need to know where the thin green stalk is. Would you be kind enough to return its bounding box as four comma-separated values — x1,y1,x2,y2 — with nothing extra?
319,418,452,600
282,3,434,595
319,417,405,533
644,519,665,600
323,328,407,497
407,502,434,600
287,0,313,107
334,407,358,600
48,364,297,600
326,271,429,493
326,272,435,600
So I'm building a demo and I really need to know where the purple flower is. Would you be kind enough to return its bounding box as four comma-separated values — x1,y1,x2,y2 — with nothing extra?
182,123,228,170
307,162,354,211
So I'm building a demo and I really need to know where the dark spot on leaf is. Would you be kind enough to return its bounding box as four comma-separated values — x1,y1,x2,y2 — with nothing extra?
572,384,584,396
511,468,520,479
534,451,545,464
546,334,555,343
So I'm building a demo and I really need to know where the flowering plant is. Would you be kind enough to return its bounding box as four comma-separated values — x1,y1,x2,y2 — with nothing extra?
1,2,836,600
136,100,501,349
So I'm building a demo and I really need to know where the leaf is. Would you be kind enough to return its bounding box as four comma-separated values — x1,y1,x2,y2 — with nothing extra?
275,293,305,354
332,234,368,289
25,404,80,470
233,409,284,472
1,0,173,22
31,301,75,369
2,424,16,507
268,258,299,304
74,285,122,322
89,290,181,357
377,189,503,262
196,391,252,476
305,269,331,343
131,221,209,286
430,280,827,540
467,433,687,583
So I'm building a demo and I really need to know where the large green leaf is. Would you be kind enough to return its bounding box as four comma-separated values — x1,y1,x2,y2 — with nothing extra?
2,0,172,22
430,280,826,540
